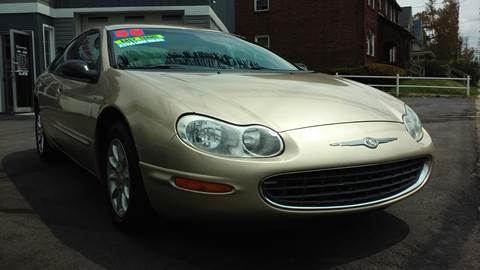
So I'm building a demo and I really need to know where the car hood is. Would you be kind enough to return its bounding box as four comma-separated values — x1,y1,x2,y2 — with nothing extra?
126,71,405,132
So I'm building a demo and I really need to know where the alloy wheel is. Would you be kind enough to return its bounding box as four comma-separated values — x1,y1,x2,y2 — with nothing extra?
36,114,44,153
106,139,131,218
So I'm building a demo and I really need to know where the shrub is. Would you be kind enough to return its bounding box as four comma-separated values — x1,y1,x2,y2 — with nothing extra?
450,60,479,86
329,64,407,88
419,60,449,77
330,63,407,76
364,63,408,76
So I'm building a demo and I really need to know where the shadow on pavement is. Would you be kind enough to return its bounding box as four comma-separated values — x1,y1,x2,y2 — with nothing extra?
3,149,410,270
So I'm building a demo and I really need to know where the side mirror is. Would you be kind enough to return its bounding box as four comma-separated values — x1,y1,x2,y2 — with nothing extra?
59,60,98,83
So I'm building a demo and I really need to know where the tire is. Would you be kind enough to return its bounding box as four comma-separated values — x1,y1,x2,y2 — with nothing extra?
103,121,151,230
35,112,56,161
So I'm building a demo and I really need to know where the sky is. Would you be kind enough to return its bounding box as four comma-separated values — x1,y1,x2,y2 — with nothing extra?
397,0,480,49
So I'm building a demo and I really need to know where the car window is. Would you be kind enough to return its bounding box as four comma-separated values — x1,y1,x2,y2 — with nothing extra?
51,31,100,74
77,32,101,70
49,47,67,73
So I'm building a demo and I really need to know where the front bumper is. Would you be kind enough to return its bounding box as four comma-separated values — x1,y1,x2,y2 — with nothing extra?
139,122,434,220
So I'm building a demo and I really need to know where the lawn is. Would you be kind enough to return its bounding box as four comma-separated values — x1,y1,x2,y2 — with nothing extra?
383,79,477,97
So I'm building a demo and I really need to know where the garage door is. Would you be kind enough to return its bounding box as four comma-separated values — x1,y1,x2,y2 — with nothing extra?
80,13,184,32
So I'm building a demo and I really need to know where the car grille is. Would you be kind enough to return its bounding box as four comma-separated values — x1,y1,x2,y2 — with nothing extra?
261,158,428,208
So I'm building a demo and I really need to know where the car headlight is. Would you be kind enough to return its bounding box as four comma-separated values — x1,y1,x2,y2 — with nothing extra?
403,104,423,141
176,115,284,158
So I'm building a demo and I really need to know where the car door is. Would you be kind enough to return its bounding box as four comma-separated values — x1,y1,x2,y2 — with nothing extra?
52,30,102,172
36,39,70,150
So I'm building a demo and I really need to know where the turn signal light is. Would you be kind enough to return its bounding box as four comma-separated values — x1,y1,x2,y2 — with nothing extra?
174,178,234,193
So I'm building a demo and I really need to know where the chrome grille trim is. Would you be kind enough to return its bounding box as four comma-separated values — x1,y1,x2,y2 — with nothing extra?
260,157,432,210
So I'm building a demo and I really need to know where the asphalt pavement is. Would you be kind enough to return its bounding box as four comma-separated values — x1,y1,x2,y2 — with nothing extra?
0,97,479,270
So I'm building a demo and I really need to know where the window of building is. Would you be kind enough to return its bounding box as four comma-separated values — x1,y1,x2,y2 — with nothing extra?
162,14,183,21
385,1,389,16
389,46,397,62
254,0,269,12
42,24,55,70
87,16,108,23
254,35,270,48
368,0,376,8
125,15,145,23
366,31,375,56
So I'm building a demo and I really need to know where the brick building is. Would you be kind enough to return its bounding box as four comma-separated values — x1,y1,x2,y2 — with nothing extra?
235,0,414,72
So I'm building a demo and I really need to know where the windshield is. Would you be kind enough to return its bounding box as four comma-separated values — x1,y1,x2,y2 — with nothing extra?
109,28,299,72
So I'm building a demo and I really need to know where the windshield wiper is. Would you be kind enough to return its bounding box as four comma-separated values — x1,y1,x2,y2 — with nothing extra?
247,66,293,71
245,67,304,72
248,66,271,70
123,64,174,70
122,64,192,70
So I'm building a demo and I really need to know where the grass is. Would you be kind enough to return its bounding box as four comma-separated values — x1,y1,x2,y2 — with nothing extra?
383,79,478,97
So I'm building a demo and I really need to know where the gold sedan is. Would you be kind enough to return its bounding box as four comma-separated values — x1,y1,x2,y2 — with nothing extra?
34,25,434,229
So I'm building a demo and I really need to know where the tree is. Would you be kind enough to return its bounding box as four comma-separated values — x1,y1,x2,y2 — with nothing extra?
415,0,461,60
415,0,438,45
460,37,476,61
435,0,461,60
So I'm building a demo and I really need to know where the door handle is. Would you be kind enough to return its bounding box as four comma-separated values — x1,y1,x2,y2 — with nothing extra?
57,87,63,93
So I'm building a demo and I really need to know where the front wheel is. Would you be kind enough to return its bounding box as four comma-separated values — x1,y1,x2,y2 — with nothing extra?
104,122,151,230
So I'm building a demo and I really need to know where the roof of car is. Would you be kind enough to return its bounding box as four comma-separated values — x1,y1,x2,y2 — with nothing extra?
104,24,222,33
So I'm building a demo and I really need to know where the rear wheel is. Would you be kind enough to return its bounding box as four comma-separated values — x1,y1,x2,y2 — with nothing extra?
35,113,56,161
104,122,151,230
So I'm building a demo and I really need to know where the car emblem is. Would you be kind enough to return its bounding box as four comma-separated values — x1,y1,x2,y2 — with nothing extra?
330,137,397,149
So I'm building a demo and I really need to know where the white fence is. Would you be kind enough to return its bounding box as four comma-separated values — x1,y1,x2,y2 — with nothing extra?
335,74,472,97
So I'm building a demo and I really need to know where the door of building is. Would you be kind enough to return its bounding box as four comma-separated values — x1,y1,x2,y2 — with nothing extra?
10,29,35,113
0,35,4,113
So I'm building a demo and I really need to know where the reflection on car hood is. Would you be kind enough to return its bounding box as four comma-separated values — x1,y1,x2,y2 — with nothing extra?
127,71,405,132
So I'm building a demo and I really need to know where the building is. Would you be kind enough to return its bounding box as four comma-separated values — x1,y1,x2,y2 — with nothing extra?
398,6,414,32
235,0,414,72
398,6,435,65
0,0,234,114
